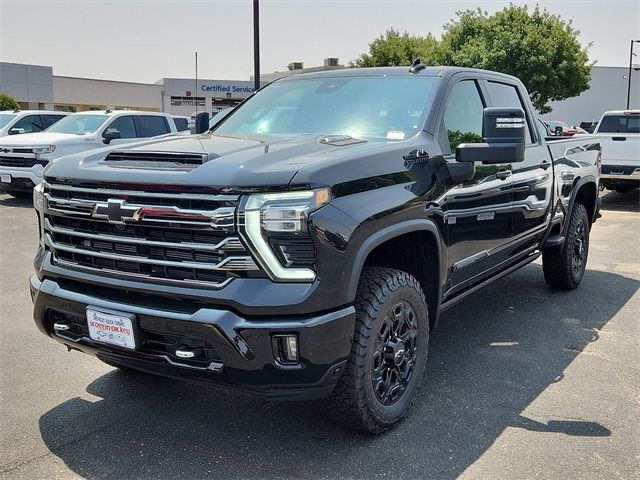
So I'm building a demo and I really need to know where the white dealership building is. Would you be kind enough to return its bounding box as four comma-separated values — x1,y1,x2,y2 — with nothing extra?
0,60,638,125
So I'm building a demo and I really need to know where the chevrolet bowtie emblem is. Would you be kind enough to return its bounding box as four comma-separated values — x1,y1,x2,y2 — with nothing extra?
92,199,141,224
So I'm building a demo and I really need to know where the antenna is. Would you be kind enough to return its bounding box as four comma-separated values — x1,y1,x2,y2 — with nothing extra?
409,58,426,74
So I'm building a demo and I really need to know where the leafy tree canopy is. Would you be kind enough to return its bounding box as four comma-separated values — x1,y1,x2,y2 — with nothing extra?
351,28,439,68
0,92,20,111
352,5,592,113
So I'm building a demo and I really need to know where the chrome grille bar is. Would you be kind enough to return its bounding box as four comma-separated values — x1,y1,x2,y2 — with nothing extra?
45,234,258,271
44,218,244,252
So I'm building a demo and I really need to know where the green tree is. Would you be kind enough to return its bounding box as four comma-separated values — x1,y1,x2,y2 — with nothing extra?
438,5,592,113
0,92,20,111
351,28,439,67
351,6,592,113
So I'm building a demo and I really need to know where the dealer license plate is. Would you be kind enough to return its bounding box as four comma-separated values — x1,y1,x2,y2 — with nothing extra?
86,309,136,349
1,174,11,183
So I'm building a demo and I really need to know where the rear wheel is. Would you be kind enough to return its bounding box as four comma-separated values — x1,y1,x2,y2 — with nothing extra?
324,267,429,434
543,203,590,289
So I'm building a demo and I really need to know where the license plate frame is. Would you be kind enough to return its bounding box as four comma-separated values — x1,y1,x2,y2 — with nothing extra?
86,307,137,350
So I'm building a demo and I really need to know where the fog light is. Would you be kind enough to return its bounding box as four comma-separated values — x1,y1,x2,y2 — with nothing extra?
273,334,299,364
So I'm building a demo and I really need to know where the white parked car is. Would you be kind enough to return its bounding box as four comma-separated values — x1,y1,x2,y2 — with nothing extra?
0,110,69,137
0,110,178,197
592,110,640,193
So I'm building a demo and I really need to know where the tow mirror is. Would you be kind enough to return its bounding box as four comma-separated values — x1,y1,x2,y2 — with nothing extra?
194,112,210,134
456,107,526,164
102,130,121,144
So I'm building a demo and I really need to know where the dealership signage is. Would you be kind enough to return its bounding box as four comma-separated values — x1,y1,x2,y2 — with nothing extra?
201,83,255,94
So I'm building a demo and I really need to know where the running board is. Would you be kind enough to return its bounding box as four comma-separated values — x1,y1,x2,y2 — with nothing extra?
441,252,542,312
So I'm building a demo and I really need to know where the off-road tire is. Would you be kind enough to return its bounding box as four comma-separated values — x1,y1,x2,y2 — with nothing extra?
543,203,590,289
324,267,429,434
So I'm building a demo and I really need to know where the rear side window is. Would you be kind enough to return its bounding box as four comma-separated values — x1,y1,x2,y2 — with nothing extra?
173,117,189,131
106,115,137,138
442,80,485,154
138,116,170,137
12,115,43,133
597,115,640,133
42,114,66,129
486,81,533,143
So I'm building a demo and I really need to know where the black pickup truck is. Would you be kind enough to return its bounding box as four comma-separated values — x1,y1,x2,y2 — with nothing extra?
30,65,601,433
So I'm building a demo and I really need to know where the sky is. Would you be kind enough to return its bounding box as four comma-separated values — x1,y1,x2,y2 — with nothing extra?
1,0,639,84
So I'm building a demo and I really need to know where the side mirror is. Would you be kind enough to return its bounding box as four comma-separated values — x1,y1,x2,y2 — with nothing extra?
8,127,25,135
102,130,121,144
554,126,563,136
194,112,210,134
456,107,526,164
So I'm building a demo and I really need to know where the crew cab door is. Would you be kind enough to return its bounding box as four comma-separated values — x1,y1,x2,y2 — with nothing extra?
483,78,553,254
438,78,514,292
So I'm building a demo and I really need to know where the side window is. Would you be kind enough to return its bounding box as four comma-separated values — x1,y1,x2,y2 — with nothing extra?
105,115,137,138
138,115,170,137
42,115,66,129
173,118,189,131
12,115,43,133
486,81,533,143
442,80,485,154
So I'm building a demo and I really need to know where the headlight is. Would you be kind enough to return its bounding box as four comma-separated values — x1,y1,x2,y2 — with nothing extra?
32,145,56,154
33,182,45,247
33,182,44,212
240,188,331,282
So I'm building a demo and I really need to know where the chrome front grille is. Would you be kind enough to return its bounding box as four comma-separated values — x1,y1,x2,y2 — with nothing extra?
43,181,259,288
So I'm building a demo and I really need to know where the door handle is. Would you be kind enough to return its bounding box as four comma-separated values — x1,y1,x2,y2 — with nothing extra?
496,169,512,180
540,160,552,170
612,137,627,141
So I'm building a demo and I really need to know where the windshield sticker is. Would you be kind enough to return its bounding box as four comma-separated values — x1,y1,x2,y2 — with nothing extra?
386,130,405,140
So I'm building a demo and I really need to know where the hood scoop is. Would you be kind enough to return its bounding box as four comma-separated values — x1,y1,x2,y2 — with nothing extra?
102,150,212,170
316,135,366,146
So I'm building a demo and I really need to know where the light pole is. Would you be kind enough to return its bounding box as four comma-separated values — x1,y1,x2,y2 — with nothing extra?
626,39,640,109
253,0,260,92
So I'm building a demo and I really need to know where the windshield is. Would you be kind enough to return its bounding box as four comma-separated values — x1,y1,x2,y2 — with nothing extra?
46,114,109,135
215,75,438,140
597,115,640,133
0,114,16,129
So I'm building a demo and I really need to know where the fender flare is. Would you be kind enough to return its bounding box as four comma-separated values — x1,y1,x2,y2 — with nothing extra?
562,175,598,237
347,219,445,325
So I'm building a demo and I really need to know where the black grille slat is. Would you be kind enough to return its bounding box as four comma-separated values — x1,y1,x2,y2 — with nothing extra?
44,182,258,287
0,156,47,168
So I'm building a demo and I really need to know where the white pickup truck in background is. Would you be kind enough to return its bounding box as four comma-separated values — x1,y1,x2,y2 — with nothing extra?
0,110,178,197
592,110,640,193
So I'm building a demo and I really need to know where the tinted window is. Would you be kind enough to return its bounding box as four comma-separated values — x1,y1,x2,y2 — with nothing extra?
47,114,109,134
138,116,169,137
12,115,43,133
0,114,16,129
597,115,640,133
215,76,438,140
105,115,137,138
443,80,484,153
487,81,533,143
173,117,189,131
42,114,66,129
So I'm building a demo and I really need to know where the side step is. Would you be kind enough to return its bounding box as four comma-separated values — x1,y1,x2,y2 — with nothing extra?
543,235,565,249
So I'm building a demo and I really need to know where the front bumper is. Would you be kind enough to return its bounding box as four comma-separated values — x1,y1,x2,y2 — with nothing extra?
0,165,43,190
30,274,356,400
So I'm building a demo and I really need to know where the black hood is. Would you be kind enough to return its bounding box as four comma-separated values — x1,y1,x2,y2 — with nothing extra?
44,133,387,192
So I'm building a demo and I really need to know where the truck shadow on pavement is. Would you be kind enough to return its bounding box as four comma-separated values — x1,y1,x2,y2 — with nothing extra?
38,265,636,480
0,193,32,208
600,189,640,213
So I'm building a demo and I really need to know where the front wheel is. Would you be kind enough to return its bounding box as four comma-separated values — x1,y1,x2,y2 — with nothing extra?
324,267,429,434
542,203,590,289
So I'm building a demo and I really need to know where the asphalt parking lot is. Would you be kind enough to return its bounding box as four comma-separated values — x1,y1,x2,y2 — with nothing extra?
0,190,638,480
